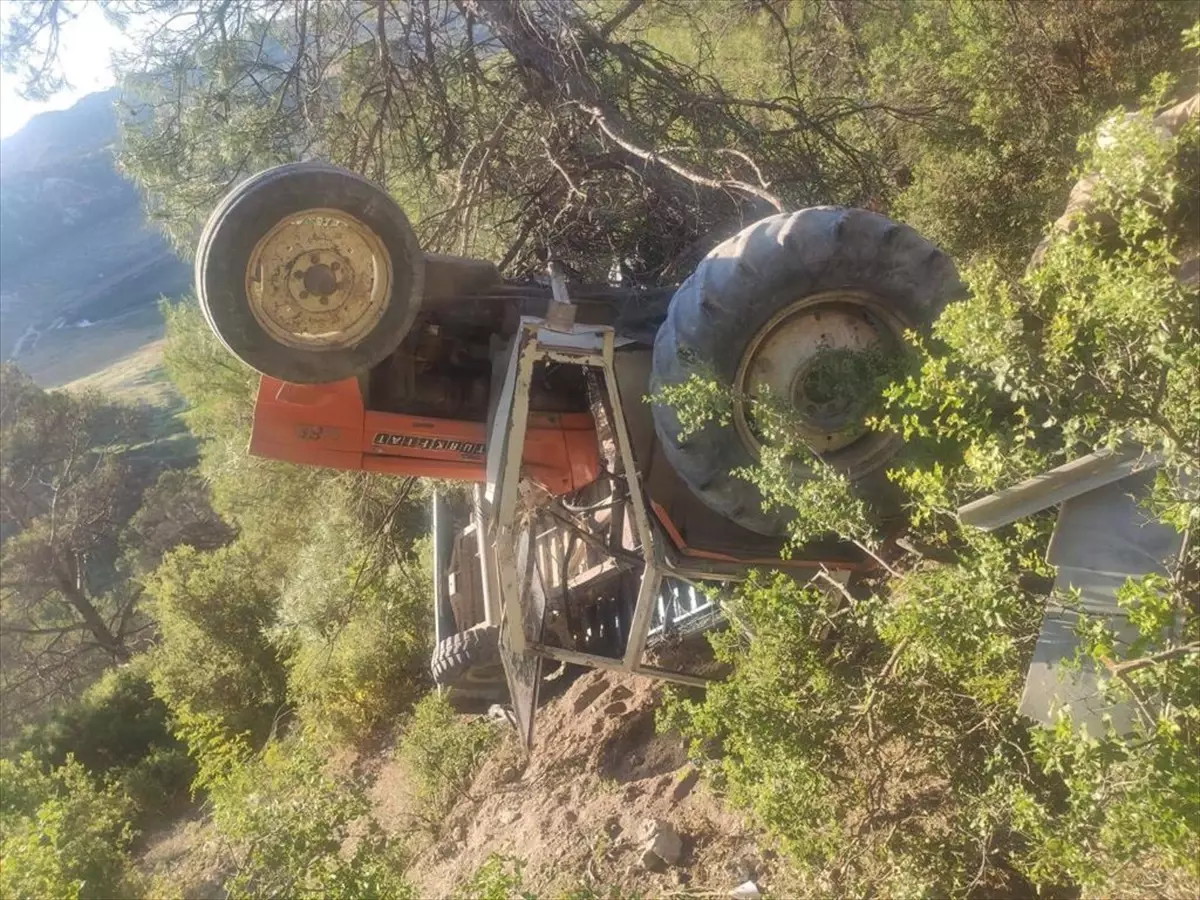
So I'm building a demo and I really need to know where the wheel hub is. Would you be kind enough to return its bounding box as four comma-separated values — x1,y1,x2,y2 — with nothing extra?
245,208,392,350
733,290,902,457
300,261,339,298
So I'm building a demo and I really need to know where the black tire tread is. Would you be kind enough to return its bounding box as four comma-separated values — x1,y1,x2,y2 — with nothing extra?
431,624,502,687
651,207,964,535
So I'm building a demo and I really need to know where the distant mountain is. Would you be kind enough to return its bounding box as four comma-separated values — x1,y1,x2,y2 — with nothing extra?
0,89,190,379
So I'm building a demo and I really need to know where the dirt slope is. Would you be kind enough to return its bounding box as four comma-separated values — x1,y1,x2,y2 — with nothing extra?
400,669,781,898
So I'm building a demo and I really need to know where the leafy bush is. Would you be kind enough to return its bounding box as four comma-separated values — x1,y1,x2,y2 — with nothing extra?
659,573,850,869
215,740,413,899
14,662,177,773
145,542,288,737
1000,564,1200,892
881,0,1195,268
396,693,498,827
658,561,1044,893
169,713,414,900
285,602,428,744
878,538,1043,708
452,855,628,900
11,660,196,829
0,754,136,900
881,95,1200,527
119,744,196,830
277,515,432,744
454,855,532,900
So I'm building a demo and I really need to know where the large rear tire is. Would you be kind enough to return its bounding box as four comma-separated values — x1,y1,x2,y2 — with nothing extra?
195,162,424,383
651,207,964,535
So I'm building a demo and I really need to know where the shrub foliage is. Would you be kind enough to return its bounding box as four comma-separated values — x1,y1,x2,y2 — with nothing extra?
662,79,1200,896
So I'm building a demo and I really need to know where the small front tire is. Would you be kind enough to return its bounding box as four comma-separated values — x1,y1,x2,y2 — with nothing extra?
431,624,504,688
195,162,424,383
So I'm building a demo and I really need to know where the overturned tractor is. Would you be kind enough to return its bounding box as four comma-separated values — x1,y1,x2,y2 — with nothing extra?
196,163,962,739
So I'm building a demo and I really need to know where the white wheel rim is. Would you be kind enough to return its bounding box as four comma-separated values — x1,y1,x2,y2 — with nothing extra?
244,207,392,350
732,290,904,457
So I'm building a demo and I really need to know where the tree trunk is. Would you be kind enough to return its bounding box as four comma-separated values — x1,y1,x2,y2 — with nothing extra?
54,562,130,662
465,0,784,212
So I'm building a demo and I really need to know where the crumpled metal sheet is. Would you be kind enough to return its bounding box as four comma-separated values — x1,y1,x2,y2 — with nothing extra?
1019,470,1184,733
1046,470,1180,577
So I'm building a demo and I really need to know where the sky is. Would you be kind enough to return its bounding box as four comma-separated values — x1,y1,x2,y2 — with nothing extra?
0,1,129,140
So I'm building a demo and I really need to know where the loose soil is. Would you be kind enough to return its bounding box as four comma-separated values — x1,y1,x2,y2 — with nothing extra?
401,668,782,898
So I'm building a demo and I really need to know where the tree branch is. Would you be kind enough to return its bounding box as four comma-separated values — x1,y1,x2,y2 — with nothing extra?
1104,642,1200,676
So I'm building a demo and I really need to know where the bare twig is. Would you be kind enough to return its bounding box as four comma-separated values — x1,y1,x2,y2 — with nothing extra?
855,637,911,729
1104,642,1200,675
595,0,644,40
584,103,786,212
816,566,857,607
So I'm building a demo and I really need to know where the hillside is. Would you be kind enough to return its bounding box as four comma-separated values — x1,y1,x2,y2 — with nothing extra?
135,671,787,900
0,89,187,390
0,4,1196,900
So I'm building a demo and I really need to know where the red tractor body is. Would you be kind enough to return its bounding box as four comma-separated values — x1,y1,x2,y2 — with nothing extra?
250,374,601,494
